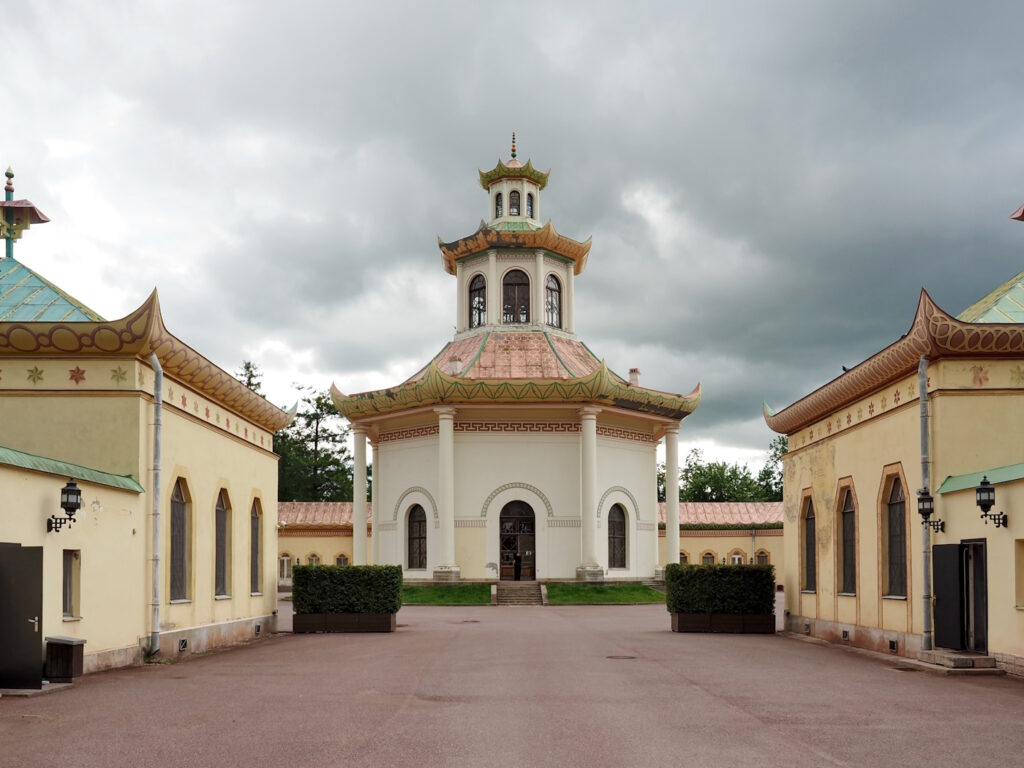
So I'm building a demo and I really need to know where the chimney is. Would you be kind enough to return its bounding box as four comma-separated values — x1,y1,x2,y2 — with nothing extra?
628,367,640,386
448,357,463,376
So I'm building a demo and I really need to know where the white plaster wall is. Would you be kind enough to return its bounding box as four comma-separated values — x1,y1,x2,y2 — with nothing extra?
595,437,659,578
377,437,439,580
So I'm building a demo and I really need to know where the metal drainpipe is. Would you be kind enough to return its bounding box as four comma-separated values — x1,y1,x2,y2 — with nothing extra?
149,352,163,656
919,356,933,652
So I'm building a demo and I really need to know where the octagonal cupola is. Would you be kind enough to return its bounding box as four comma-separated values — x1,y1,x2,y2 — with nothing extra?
479,133,549,228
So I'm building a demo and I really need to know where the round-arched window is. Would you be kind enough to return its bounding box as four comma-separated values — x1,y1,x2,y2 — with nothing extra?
502,270,530,324
545,275,561,328
469,274,486,328
495,193,503,219
509,190,520,216
408,505,427,569
608,504,626,568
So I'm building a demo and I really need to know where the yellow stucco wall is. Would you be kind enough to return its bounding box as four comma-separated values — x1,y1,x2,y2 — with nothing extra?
780,359,1024,660
658,530,784,578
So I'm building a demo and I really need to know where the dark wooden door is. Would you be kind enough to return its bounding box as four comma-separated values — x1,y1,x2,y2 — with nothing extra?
933,543,965,650
0,543,44,689
499,502,535,580
965,541,988,653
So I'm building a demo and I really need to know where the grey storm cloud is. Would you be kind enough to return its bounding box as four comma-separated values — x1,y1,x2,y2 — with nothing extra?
5,0,1024,461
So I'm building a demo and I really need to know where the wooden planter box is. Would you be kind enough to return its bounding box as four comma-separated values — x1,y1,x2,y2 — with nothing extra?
293,612,397,633
671,612,775,634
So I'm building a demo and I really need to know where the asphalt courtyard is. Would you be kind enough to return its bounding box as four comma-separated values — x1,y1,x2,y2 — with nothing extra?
3,604,1024,768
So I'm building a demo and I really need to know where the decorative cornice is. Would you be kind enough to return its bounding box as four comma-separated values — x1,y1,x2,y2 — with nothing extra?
0,289,294,432
478,158,550,191
764,289,1024,434
438,220,591,276
332,361,700,421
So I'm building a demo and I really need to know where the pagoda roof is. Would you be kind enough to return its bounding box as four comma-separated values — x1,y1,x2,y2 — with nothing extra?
0,289,294,432
0,257,104,322
657,501,784,526
478,158,550,191
956,269,1024,323
438,220,592,276
332,329,701,421
764,287,1024,435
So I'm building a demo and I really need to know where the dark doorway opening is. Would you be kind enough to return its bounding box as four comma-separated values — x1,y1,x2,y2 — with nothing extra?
499,501,535,580
933,539,988,652
0,542,44,689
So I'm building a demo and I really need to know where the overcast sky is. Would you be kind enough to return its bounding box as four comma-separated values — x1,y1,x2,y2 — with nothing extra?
6,1,1024,468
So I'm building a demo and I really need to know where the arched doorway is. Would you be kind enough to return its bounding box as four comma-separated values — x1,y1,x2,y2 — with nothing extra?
499,501,535,580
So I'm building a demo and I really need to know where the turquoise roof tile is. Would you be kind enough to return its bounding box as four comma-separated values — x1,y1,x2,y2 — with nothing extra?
0,444,144,493
0,257,104,322
956,270,1024,324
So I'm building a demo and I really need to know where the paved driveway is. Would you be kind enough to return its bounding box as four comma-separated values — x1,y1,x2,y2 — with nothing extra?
2,604,1023,768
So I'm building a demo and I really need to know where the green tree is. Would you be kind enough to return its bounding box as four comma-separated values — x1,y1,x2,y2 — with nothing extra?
679,448,763,502
755,435,788,501
235,360,264,396
274,386,354,502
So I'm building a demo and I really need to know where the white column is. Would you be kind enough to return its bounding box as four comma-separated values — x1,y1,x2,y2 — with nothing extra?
565,267,574,333
434,407,460,581
370,441,379,565
487,251,498,326
352,426,368,565
535,251,545,325
455,261,465,333
577,406,603,580
664,425,680,566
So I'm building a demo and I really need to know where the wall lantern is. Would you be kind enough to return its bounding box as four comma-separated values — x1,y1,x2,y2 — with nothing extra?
975,476,1008,528
916,490,944,533
47,478,82,533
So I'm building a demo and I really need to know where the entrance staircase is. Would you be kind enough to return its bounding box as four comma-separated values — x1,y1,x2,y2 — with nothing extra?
496,581,543,606
917,649,1003,675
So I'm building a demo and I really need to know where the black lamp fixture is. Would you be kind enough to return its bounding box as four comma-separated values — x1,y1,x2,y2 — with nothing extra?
47,478,82,533
916,489,944,533
975,476,1008,528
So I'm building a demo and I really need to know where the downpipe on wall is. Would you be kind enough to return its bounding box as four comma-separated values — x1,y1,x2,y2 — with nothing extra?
919,356,933,652
148,352,163,657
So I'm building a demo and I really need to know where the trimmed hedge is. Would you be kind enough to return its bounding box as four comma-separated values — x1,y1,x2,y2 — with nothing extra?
293,564,403,615
665,563,774,614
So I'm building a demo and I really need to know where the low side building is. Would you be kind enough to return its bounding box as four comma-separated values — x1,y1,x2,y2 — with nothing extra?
276,501,372,588
657,502,784,573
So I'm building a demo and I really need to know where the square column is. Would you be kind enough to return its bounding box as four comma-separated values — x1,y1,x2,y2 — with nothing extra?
352,426,368,565
434,406,460,582
577,406,603,581
664,425,680,566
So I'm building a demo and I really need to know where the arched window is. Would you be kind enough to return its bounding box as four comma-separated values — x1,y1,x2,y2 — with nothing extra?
170,479,191,601
608,504,626,568
803,498,816,591
307,554,321,566
279,553,292,581
502,270,530,324
469,274,486,328
495,193,503,218
885,478,907,597
680,551,689,564
336,554,349,566
730,550,746,565
545,275,561,328
509,190,520,216
755,550,769,565
215,489,231,597
840,489,856,594
701,551,715,565
408,505,427,569
250,500,262,594
526,193,534,218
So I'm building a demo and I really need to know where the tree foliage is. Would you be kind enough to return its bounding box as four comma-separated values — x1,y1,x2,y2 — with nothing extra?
235,360,264,397
657,436,788,503
276,386,354,502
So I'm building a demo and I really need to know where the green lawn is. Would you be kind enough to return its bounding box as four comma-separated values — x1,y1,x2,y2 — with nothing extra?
545,583,665,605
402,583,492,605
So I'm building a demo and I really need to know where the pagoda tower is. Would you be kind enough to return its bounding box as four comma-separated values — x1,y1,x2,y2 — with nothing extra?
333,139,700,581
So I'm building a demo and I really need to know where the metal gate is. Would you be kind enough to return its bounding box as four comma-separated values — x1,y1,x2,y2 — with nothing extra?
0,542,44,689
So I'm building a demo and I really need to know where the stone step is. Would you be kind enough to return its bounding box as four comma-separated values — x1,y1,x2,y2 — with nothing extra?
496,582,543,606
918,650,998,669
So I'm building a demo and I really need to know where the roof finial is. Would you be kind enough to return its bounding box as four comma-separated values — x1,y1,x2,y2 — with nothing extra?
510,132,516,160
5,167,13,197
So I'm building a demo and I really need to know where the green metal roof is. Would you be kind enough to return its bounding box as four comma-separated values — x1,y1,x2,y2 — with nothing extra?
936,462,1024,495
0,444,143,493
0,257,104,322
956,269,1024,323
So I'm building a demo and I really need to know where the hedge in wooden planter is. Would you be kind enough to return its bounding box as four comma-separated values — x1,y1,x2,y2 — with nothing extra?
665,563,775,634
292,564,402,633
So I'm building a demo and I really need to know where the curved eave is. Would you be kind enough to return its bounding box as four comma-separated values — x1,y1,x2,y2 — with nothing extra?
764,289,1024,435
478,159,550,191
438,220,592,276
332,363,700,421
0,289,293,432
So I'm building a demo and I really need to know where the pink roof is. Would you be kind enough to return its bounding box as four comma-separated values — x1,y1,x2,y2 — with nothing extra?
278,501,372,528
658,502,784,526
1012,202,1024,221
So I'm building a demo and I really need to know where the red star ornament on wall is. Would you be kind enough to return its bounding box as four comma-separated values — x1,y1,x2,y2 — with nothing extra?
69,366,86,384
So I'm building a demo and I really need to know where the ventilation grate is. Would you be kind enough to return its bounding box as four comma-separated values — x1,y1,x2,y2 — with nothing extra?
178,638,188,652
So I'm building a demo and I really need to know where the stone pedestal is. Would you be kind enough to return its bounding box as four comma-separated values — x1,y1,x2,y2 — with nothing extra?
433,565,461,583
576,564,604,581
